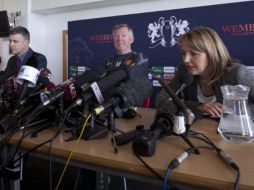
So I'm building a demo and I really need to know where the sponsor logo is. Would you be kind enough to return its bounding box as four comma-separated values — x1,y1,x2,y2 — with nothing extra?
147,16,190,48
19,67,25,74
163,73,175,81
152,80,160,87
124,59,133,66
221,24,254,36
152,73,162,80
148,73,153,80
89,34,113,43
77,66,86,72
164,66,175,73
151,66,164,73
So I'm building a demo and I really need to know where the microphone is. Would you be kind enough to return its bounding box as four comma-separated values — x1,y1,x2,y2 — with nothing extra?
0,66,18,85
1,75,19,97
81,77,151,142
24,67,105,122
37,67,104,108
16,56,40,102
28,68,52,96
93,77,152,117
175,72,194,97
65,69,128,112
37,68,51,88
65,60,149,114
158,78,195,125
133,110,200,157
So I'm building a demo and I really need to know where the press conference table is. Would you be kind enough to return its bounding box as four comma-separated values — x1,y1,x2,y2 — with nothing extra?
9,108,254,190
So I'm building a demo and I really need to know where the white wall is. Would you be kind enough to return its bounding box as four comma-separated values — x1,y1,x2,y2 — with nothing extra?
0,0,28,70
0,0,253,84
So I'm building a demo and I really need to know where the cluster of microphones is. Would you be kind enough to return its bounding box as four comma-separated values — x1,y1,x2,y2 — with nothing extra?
0,54,154,141
0,53,200,158
0,56,241,190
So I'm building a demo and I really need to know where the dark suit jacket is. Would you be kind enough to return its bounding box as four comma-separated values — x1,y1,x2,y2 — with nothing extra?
0,48,47,83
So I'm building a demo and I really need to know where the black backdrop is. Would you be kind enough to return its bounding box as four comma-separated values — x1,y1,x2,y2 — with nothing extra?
68,1,254,107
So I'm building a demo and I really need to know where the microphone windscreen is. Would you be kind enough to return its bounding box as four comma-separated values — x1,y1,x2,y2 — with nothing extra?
5,76,19,95
116,77,152,108
126,54,149,80
40,68,51,79
179,72,193,87
38,77,49,87
63,83,80,102
46,82,56,90
37,68,52,87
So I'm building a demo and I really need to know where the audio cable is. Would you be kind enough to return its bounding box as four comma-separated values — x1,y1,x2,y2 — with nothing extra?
189,130,240,190
162,147,195,190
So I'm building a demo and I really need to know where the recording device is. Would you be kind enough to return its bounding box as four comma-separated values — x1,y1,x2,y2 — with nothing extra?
132,74,198,156
132,113,174,156
132,110,199,156
93,77,153,117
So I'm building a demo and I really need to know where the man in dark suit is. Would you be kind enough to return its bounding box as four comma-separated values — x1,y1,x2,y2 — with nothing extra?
0,26,47,83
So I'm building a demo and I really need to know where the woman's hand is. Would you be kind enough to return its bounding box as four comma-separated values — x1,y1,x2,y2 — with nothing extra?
198,102,223,118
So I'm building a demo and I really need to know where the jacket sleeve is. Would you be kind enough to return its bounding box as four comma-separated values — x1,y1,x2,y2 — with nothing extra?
35,53,47,70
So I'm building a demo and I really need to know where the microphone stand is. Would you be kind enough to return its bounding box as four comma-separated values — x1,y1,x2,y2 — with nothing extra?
107,110,118,154
179,134,200,154
174,110,200,154
57,97,65,127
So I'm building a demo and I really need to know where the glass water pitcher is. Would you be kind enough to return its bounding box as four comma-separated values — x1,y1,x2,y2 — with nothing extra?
218,85,254,143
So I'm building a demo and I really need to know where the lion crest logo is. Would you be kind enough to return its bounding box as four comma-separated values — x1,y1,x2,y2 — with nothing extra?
147,16,190,48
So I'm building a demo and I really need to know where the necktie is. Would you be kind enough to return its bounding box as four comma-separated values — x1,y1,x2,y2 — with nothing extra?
16,57,21,69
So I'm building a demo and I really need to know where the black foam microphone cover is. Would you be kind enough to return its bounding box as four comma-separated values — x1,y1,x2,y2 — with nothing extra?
179,72,193,87
93,77,152,117
150,113,174,138
115,77,153,108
